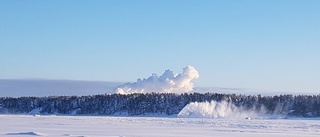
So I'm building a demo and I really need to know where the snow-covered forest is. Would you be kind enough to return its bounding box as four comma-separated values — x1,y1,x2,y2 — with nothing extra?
1,93,320,117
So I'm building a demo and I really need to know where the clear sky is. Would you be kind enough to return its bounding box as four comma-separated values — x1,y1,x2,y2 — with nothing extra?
1,0,319,93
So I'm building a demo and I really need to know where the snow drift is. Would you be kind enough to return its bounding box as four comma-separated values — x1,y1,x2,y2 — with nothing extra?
115,65,199,94
6,131,46,136
178,100,263,119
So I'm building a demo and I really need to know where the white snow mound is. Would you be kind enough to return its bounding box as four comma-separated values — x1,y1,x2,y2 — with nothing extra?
6,131,46,136
28,108,42,115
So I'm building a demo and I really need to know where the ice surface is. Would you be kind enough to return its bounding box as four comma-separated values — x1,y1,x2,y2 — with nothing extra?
0,115,319,137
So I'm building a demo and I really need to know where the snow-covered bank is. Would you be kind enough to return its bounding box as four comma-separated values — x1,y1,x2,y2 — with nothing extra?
0,79,121,97
2,93,320,117
1,115,320,137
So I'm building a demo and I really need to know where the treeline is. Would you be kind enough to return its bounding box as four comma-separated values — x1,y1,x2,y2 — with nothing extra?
0,93,320,117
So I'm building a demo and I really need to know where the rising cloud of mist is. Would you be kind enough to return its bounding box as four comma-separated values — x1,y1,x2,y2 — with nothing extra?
177,100,266,119
115,65,199,94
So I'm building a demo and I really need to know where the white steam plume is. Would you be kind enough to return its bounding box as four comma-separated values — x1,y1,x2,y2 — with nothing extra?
115,65,199,94
177,100,265,119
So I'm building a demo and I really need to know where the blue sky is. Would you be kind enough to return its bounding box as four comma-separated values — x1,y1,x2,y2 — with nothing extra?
1,0,319,93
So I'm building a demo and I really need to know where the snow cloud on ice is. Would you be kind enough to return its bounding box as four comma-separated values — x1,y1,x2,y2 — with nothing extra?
178,100,264,119
115,65,199,94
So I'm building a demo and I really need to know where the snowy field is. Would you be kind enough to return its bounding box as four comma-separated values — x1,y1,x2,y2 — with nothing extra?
1,115,320,137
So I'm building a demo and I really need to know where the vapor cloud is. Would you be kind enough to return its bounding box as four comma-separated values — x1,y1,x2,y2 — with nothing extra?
115,65,199,94
177,100,264,119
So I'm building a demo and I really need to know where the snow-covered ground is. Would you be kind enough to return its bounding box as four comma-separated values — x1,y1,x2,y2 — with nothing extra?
1,115,319,137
